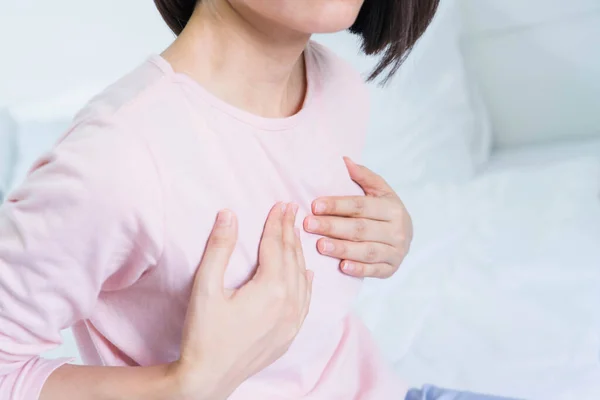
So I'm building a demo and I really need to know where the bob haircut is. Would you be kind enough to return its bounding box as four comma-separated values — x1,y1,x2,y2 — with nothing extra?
154,0,440,83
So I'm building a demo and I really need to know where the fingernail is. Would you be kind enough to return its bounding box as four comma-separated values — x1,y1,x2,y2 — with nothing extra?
343,262,355,273
281,202,288,213
294,227,300,238
314,201,326,214
292,203,299,216
321,240,334,254
217,210,232,227
306,217,319,232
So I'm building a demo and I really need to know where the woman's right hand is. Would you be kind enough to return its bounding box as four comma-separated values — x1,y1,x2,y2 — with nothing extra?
172,203,313,400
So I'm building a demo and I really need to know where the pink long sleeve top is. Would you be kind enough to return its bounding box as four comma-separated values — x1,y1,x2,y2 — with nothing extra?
0,42,406,399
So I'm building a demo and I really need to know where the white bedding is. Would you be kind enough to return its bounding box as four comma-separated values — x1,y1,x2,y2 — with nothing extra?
357,152,600,399
486,137,600,172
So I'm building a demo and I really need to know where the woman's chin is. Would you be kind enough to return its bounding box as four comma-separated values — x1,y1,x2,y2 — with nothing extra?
297,3,363,34
233,0,363,36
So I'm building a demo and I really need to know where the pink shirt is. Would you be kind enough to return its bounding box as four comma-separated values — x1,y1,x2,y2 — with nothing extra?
0,42,406,399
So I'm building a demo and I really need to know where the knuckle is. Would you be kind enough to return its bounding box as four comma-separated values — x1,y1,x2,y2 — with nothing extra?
261,235,277,247
283,237,296,253
337,241,348,257
319,219,331,234
351,198,365,216
325,200,335,214
208,234,232,249
365,245,379,263
352,219,367,241
353,263,365,276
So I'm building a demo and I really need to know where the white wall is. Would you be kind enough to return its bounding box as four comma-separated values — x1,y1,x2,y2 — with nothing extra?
459,0,600,148
0,0,173,109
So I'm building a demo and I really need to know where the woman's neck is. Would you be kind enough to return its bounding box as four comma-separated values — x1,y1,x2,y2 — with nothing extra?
162,1,310,118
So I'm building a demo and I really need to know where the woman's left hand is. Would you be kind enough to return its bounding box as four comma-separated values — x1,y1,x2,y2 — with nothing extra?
303,157,413,279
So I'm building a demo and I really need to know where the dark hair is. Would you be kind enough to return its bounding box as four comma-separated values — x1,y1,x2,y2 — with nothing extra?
154,0,440,83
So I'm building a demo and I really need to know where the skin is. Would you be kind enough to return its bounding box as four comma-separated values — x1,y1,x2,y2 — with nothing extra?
41,0,413,398
306,157,413,279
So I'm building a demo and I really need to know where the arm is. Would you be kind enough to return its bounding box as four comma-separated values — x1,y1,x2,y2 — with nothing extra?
41,364,187,400
0,124,164,400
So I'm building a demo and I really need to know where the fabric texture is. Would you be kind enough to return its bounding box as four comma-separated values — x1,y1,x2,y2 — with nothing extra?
0,42,406,399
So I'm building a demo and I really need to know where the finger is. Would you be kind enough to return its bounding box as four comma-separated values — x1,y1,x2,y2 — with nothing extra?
257,203,286,279
294,227,308,313
340,260,395,279
343,157,395,198
296,265,308,324
317,238,404,266
294,227,307,271
195,210,238,296
312,196,392,221
299,270,314,324
304,216,394,244
282,203,300,286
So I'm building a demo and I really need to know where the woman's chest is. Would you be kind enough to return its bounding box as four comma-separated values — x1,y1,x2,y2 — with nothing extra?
152,136,365,324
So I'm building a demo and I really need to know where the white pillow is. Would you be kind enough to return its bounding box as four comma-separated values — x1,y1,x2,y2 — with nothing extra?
461,2,600,148
0,109,18,201
316,0,492,187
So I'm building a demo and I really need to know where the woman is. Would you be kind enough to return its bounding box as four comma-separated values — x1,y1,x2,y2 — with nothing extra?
0,0,504,399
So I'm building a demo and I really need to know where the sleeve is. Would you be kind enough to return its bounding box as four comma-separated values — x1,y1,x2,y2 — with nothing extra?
0,121,164,400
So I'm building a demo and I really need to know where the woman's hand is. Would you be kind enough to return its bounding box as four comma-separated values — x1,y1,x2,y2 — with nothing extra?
172,203,313,400
304,157,413,279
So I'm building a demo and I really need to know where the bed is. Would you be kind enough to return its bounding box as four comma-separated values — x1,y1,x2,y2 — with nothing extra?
357,139,600,400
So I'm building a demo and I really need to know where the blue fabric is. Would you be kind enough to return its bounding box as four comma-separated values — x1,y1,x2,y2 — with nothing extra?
405,385,520,400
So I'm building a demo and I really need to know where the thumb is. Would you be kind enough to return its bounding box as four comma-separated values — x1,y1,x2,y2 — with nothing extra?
194,210,238,297
343,157,392,197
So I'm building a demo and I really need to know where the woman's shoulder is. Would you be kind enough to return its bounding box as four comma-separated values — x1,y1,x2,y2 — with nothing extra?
20,58,174,229
72,56,181,132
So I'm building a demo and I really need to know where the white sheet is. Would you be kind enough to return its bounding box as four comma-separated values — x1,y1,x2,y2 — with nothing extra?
357,152,600,399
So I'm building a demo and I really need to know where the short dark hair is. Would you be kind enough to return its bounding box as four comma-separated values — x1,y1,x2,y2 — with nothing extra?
154,0,440,83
